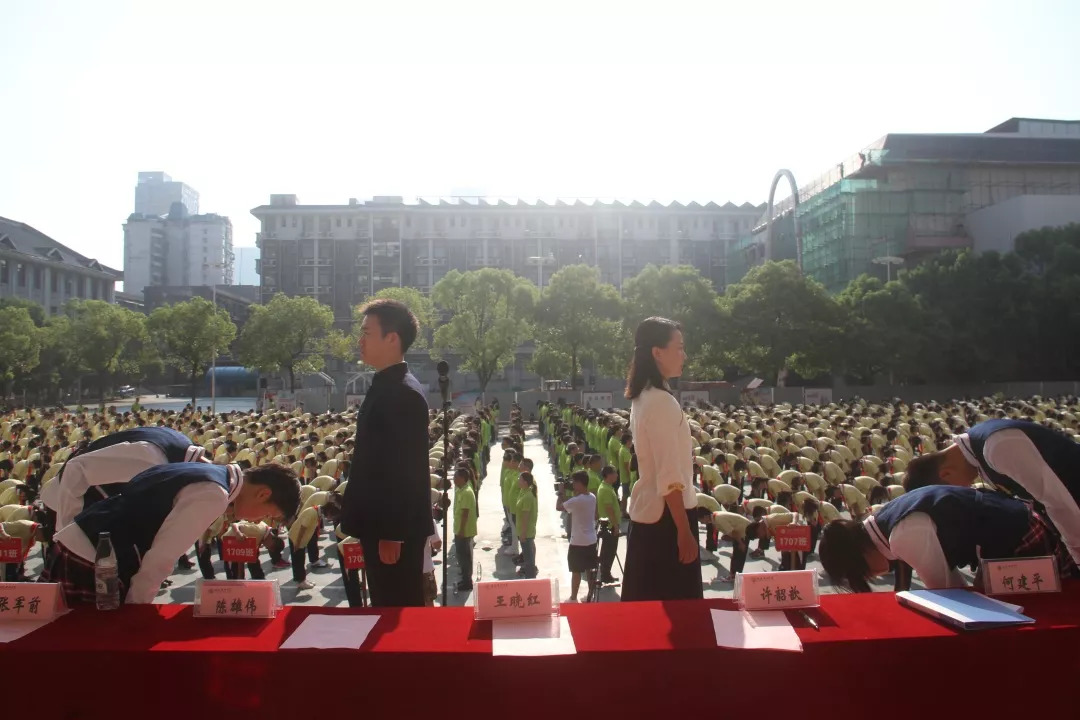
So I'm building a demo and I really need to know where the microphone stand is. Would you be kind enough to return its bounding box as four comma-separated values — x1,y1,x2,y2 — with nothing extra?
438,369,451,606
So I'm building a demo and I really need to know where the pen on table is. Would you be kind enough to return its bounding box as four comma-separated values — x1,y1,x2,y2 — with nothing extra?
799,611,820,631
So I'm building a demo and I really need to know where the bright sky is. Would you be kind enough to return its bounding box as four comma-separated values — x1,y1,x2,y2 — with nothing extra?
2,0,1078,275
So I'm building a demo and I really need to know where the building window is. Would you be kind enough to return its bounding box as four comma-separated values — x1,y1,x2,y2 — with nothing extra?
33,267,42,289
17,264,25,287
280,217,286,228
347,218,353,227
0,260,6,283
65,278,72,296
336,218,342,228
51,272,57,291
291,217,297,227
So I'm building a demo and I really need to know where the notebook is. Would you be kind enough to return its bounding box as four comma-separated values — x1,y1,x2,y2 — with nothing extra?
896,589,1034,631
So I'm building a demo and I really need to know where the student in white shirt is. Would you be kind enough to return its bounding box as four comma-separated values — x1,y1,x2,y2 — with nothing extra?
621,317,702,602
556,471,598,602
422,516,442,607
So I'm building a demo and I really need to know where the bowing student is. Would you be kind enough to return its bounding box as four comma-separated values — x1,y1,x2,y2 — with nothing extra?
42,463,301,605
819,485,1075,593
288,491,343,591
904,418,1080,567
41,426,209,530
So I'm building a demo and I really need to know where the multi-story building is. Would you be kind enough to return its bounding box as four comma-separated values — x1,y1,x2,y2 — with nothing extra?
0,216,120,314
123,206,234,297
737,117,1080,292
251,194,764,326
134,171,199,217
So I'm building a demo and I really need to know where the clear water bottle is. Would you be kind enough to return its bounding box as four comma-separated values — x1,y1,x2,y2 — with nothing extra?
476,561,482,584
94,532,120,610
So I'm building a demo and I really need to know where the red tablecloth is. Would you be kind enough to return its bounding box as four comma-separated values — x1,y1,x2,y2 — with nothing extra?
5,584,1080,718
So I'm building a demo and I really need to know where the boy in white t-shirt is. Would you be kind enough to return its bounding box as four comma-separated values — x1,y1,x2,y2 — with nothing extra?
556,471,598,602
422,513,442,606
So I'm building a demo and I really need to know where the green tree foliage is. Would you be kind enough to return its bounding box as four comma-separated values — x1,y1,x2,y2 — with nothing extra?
357,286,437,352
431,268,538,392
0,298,46,327
0,306,41,395
64,300,151,404
719,261,846,385
148,297,238,406
621,264,721,379
236,293,346,391
836,275,927,384
533,265,625,389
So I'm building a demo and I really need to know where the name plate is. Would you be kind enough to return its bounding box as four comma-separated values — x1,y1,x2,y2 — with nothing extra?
194,579,281,618
474,578,559,620
734,570,819,610
221,536,260,563
980,556,1060,595
342,543,365,570
774,525,812,553
0,582,64,621
0,538,23,563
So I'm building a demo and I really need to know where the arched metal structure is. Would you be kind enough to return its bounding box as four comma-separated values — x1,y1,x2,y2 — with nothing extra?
765,169,802,272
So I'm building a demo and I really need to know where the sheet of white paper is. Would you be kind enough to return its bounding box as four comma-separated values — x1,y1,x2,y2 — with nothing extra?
0,619,54,644
279,615,380,650
710,609,803,652
492,616,577,656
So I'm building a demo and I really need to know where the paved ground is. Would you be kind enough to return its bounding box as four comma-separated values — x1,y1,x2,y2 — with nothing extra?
19,424,941,605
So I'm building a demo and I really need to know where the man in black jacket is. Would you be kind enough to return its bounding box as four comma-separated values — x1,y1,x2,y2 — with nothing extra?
340,299,432,607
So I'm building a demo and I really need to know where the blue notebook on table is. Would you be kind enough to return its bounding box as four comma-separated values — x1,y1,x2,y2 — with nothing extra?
896,589,1035,631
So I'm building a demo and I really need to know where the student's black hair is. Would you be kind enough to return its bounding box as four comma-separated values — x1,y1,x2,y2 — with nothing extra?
242,464,302,524
571,470,589,490
601,464,617,478
359,298,420,353
519,471,538,496
625,316,681,400
903,451,948,492
751,506,767,520
867,485,889,505
819,519,875,593
775,490,793,508
521,457,534,470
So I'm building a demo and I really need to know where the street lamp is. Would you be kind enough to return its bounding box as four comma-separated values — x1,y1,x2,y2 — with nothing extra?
872,255,904,283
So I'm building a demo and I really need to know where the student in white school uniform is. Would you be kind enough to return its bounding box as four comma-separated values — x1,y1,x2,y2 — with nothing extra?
42,463,301,606
556,471,598,602
621,317,702,602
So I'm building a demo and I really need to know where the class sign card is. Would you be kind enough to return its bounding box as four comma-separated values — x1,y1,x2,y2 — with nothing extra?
0,582,63,621
474,578,558,620
0,537,24,563
342,543,366,570
221,536,260,563
773,525,812,553
735,570,819,611
194,579,280,619
980,556,1060,595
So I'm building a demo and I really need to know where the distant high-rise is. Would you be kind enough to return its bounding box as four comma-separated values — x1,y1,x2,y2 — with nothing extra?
134,171,200,217
124,207,233,297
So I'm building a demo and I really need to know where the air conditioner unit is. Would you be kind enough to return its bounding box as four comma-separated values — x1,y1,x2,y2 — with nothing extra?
304,286,315,292
264,259,278,267
355,257,370,266
301,258,316,265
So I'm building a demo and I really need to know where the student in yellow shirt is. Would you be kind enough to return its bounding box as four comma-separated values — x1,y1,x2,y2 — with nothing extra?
453,467,477,592
596,466,622,584
514,472,538,578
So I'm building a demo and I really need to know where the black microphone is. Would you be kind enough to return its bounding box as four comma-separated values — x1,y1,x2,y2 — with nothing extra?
437,360,450,405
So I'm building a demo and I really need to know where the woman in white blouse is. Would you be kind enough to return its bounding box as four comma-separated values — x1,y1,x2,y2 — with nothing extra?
621,317,703,601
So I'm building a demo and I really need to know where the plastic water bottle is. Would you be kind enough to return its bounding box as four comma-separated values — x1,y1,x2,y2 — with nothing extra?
94,532,120,610
476,561,482,584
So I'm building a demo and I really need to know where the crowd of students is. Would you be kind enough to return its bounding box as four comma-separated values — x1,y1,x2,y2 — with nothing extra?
3,392,1078,602
0,400,504,606
538,393,1080,594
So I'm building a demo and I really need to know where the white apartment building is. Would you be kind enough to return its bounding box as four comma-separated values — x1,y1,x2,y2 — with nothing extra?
123,209,233,297
134,171,200,217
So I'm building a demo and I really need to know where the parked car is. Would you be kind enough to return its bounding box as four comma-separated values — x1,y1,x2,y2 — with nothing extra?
117,385,137,398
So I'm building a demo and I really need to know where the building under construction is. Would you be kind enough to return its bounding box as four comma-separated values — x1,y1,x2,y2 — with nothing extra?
733,118,1080,293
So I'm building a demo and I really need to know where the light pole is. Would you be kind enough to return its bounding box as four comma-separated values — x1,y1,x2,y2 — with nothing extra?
872,255,904,283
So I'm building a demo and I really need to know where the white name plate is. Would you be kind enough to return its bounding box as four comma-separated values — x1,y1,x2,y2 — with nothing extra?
980,556,1060,595
474,578,559,620
0,582,64,621
734,570,819,610
193,579,281,618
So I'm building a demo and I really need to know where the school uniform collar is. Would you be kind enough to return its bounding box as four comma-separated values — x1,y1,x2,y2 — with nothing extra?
372,362,408,385
952,433,978,467
863,515,897,561
225,463,244,502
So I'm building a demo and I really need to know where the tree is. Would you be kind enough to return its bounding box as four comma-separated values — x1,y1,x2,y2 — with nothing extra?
236,293,346,391
718,261,846,385
533,265,624,389
148,297,238,407
0,298,46,327
836,275,928,384
0,306,41,397
357,287,437,352
621,264,722,379
64,300,150,404
431,268,538,393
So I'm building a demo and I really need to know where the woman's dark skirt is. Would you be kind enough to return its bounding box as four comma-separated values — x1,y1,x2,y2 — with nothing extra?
621,505,703,601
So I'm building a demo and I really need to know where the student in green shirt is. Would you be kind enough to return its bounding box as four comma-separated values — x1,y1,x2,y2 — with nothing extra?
607,427,623,470
597,465,622,584
586,454,604,495
453,468,477,592
500,449,518,551
515,472,538,578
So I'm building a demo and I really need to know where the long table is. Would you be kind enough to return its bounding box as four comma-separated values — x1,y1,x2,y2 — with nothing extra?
5,584,1080,718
